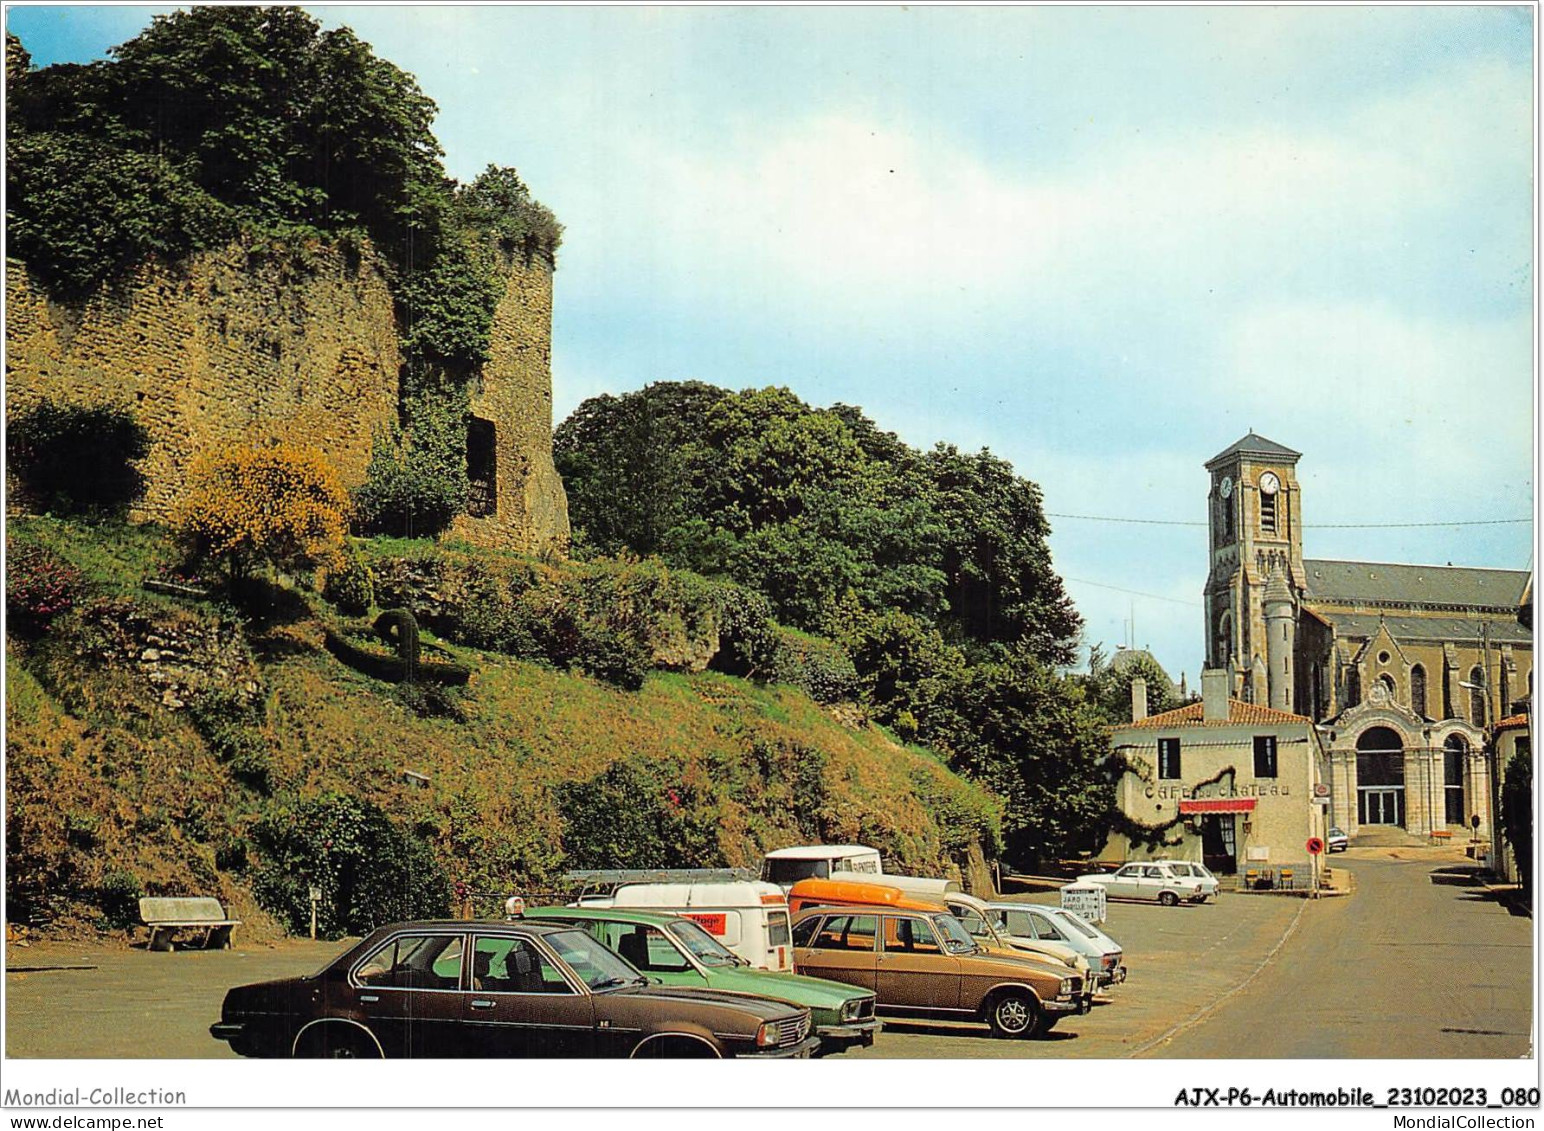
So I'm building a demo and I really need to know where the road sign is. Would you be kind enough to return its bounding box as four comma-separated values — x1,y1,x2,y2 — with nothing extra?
1306,837,1325,855
1312,782,1331,798
1060,883,1108,924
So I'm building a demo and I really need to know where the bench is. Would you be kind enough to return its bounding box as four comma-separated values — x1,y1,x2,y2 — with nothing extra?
1430,829,1454,844
139,897,241,952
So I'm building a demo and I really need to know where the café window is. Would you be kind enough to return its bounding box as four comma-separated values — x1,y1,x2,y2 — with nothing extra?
1253,735,1278,778
1158,738,1182,780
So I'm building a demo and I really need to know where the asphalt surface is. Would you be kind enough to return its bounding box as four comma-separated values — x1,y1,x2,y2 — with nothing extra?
4,849,1530,1059
1143,848,1534,1059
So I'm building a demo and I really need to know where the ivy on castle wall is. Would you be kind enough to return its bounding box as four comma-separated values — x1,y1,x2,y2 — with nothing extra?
1109,753,1239,851
6,13,562,532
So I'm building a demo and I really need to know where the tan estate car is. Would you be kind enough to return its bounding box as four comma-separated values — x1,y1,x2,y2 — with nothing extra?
791,906,1086,1038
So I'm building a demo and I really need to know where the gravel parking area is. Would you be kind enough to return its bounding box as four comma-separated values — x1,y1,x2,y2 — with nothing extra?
7,890,1304,1059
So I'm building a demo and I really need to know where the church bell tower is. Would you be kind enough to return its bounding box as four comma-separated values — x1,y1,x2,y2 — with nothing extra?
1203,432,1305,706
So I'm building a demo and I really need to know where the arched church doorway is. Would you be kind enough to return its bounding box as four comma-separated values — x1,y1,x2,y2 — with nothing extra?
1356,726,1406,827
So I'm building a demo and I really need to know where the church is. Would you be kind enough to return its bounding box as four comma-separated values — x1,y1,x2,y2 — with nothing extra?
1202,432,1531,841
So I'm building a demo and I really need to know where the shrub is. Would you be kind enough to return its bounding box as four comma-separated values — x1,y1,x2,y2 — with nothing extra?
8,399,150,515
769,628,860,704
709,585,780,678
1500,748,1533,897
6,542,84,637
322,542,375,615
557,760,724,870
251,792,450,939
187,686,273,794
353,390,470,538
177,442,349,583
94,868,144,930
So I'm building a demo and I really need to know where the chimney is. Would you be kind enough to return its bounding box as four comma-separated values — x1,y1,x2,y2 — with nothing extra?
1202,668,1229,722
1131,678,1148,722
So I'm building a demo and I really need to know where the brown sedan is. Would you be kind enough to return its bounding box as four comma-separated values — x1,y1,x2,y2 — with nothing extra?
791,906,1085,1038
211,919,818,1058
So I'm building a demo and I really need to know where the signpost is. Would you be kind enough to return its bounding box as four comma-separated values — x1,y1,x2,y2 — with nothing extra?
1060,882,1107,924
1306,837,1324,901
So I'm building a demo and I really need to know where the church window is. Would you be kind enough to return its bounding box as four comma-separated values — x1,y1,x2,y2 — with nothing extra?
467,418,497,518
1410,665,1427,720
1260,491,1277,535
1378,651,1390,665
1443,735,1468,826
1499,666,1510,716
1253,735,1278,778
1378,673,1395,699
1223,496,1235,541
1345,667,1360,708
1469,666,1486,727
1158,738,1181,780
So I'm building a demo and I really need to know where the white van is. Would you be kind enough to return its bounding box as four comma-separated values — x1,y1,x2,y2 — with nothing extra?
761,845,883,889
586,880,795,972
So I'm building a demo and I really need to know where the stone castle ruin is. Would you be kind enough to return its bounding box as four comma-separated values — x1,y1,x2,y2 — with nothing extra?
5,238,570,554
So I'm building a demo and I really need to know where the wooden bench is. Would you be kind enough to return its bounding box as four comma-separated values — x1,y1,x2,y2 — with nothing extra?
139,897,241,952
1430,829,1454,844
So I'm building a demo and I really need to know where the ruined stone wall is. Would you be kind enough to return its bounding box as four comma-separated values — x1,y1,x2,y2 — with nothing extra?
6,239,571,555
450,252,570,555
6,240,401,521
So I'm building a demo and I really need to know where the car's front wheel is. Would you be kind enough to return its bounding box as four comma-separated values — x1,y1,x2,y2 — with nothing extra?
1158,890,1180,907
986,991,1043,1039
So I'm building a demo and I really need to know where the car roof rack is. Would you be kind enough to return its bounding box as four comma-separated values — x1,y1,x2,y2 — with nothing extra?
565,868,760,901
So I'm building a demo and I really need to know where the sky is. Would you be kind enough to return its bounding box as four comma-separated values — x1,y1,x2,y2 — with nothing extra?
6,4,1536,685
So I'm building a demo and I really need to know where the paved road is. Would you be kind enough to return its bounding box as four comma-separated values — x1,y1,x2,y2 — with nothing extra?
1144,848,1534,1059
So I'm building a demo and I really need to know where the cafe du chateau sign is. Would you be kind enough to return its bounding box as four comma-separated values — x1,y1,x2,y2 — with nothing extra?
1145,781,1290,802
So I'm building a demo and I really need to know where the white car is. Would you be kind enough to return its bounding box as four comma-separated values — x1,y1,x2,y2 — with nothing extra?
1077,863,1206,906
989,903,1126,987
942,893,1091,978
1152,860,1221,901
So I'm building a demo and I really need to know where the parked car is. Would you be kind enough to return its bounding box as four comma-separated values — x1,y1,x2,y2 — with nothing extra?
941,893,1097,995
762,845,883,888
1152,860,1221,901
987,903,1126,987
581,880,794,971
1077,862,1207,905
791,905,1086,1038
1326,827,1349,853
526,906,880,1053
210,918,819,1059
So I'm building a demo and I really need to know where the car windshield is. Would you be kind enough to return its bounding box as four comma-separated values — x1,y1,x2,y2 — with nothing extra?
766,858,829,884
667,919,740,966
931,914,977,954
543,929,645,991
1050,910,1103,940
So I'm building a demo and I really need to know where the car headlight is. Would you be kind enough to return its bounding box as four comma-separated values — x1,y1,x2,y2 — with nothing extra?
1058,977,1076,998
756,1022,777,1048
840,998,863,1021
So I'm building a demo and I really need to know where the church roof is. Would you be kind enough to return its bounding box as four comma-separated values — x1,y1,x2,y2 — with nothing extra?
1303,559,1532,611
1122,699,1313,729
1313,612,1532,646
1205,432,1301,469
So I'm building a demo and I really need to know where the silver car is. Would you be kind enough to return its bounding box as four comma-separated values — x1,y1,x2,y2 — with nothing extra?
1152,860,1221,901
989,903,1126,988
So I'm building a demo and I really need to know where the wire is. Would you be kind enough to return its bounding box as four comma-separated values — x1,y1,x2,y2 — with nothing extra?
1064,577,1204,608
1047,513,1531,530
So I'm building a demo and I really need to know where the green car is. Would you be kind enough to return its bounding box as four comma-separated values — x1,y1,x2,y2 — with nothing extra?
527,907,880,1054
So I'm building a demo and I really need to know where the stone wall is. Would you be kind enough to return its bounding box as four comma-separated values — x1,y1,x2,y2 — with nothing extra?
450,251,570,555
6,240,401,521
6,239,571,554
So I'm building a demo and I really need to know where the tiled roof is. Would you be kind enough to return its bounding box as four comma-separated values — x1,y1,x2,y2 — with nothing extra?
1205,432,1301,468
1303,559,1531,610
1123,699,1313,729
1496,714,1530,730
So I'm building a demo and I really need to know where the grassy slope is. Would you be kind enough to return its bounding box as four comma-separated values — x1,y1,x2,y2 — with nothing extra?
6,519,999,936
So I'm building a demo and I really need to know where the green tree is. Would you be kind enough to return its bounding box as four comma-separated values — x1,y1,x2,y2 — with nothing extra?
1083,647,1183,725
932,646,1114,869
